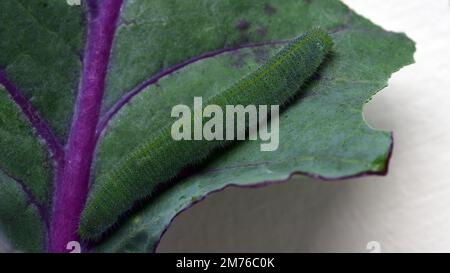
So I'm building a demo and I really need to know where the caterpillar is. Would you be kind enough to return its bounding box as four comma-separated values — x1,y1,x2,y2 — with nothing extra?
79,28,333,239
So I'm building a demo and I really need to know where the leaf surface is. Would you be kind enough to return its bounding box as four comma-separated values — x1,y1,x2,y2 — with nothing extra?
0,86,52,207
89,1,415,252
0,0,82,251
0,169,46,252
0,0,83,139
0,0,415,252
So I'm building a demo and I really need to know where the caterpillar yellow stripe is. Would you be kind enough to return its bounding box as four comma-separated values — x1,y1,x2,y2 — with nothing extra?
79,29,333,239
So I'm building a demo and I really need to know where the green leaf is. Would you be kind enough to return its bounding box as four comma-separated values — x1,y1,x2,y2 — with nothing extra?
0,169,46,253
0,0,82,251
102,0,354,112
90,1,415,252
0,0,415,253
0,87,51,207
0,0,84,139
81,30,333,239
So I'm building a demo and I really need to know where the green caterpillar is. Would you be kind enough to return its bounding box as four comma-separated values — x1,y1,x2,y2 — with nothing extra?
79,29,333,239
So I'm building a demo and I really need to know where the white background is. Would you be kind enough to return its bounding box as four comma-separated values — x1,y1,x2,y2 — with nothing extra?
158,0,450,252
